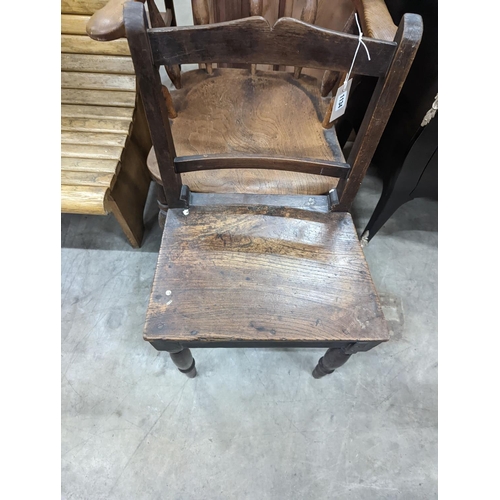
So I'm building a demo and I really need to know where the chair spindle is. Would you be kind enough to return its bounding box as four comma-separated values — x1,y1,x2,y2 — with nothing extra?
249,0,263,75
192,0,213,74
293,0,318,79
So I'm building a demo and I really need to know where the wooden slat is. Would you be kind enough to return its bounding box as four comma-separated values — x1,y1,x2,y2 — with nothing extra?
61,0,108,16
61,157,119,173
61,53,135,74
61,170,115,187
149,16,396,77
61,34,130,56
61,143,123,160
61,116,132,133
189,192,331,212
61,89,136,107
174,154,350,178
61,71,136,91
62,130,128,147
61,104,134,120
61,185,109,215
61,14,90,35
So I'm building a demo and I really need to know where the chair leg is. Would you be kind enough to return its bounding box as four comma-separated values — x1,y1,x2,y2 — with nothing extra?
312,348,352,379
170,348,197,378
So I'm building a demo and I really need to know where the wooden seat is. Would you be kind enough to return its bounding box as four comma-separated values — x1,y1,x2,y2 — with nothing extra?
147,69,341,195
124,0,422,379
61,0,152,247
144,207,387,345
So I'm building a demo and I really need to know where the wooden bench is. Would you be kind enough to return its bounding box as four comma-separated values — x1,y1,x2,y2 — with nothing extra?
61,0,152,247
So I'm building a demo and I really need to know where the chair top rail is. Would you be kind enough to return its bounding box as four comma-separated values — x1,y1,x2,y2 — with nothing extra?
149,16,397,77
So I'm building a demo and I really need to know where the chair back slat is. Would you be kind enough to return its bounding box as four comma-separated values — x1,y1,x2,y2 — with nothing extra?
149,17,396,77
174,154,351,179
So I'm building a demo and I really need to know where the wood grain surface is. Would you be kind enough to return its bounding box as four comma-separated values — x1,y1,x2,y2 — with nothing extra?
61,14,90,35
61,157,119,173
351,0,397,41
61,170,116,188
149,16,396,76
61,130,128,147
61,71,136,91
61,34,130,55
61,116,132,134
61,0,108,15
144,207,388,344
146,68,343,195
61,104,135,120
61,185,109,214
61,89,136,107
61,143,123,160
61,53,135,74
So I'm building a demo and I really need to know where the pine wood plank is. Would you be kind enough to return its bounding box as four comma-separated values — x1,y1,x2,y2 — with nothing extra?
61,0,108,16
61,104,135,120
61,157,119,173
61,34,130,56
61,71,136,91
61,185,109,214
61,143,123,160
62,130,128,147
61,116,132,133
61,88,136,107
61,14,90,35
61,53,135,74
61,170,116,187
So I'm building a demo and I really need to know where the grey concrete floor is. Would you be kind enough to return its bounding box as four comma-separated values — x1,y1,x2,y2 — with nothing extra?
61,171,438,500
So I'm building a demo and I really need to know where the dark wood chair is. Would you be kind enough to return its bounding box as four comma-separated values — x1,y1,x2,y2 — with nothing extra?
124,1,422,378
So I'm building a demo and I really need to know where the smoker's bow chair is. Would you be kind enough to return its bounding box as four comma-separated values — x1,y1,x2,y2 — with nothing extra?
124,1,422,378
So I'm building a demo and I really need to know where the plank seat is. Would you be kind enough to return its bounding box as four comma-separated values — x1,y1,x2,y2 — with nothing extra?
144,207,389,346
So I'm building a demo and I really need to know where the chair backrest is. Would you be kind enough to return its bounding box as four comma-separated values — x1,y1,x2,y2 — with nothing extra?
124,2,422,211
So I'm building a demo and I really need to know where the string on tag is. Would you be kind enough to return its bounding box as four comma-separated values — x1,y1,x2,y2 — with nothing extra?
342,13,371,90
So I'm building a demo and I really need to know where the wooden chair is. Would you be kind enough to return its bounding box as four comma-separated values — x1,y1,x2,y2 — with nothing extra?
61,0,154,247
124,1,422,378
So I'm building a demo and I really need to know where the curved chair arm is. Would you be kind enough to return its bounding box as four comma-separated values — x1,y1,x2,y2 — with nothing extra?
87,0,145,41
351,0,397,41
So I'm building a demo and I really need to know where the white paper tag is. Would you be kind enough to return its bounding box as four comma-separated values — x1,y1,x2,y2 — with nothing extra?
329,78,352,123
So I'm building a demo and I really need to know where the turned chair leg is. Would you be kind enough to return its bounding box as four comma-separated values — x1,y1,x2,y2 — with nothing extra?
312,348,352,379
170,348,197,378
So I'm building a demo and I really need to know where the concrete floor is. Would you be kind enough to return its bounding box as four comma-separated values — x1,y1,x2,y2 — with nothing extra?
61,171,438,500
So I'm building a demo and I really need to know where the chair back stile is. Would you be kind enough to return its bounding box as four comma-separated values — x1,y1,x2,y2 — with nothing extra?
125,5,184,208
124,2,422,211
